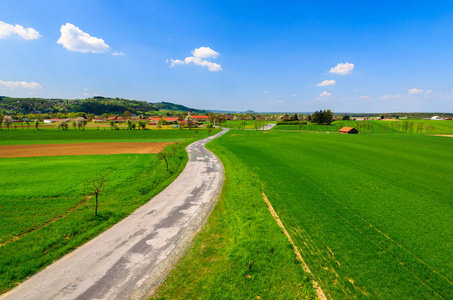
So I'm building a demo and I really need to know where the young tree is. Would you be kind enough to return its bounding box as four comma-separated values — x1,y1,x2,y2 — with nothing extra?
72,120,77,130
206,123,213,135
194,129,199,139
75,117,85,130
126,119,132,130
170,142,180,156
25,120,30,130
56,120,69,130
138,121,147,130
0,116,3,131
298,121,304,132
157,118,165,129
109,119,115,130
3,115,13,130
82,119,88,130
157,151,171,171
34,119,40,130
85,174,108,216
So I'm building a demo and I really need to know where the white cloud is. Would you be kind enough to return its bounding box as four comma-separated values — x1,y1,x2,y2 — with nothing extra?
380,94,402,100
425,89,433,95
292,94,297,97
329,62,354,75
185,57,222,72
57,23,110,53
0,21,40,40
357,96,369,99
319,91,332,97
268,100,283,103
112,51,125,56
316,79,336,87
83,92,90,96
83,88,88,91
0,80,41,89
352,89,359,92
192,46,219,59
264,90,269,93
409,88,423,94
167,47,222,72
166,59,184,67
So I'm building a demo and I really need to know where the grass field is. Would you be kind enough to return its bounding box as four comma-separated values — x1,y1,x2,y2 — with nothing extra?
205,131,453,299
0,129,201,293
0,128,219,145
153,131,453,299
272,120,453,134
151,132,316,299
221,120,273,130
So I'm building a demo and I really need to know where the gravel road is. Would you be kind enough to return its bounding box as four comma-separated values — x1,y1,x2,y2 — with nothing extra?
1,129,228,300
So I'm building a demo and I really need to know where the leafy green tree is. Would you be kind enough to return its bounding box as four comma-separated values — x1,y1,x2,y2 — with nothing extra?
342,115,350,121
34,119,40,130
138,121,147,130
126,119,132,130
311,109,334,125
25,120,30,130
109,119,115,130
72,120,77,130
207,123,213,135
157,118,165,129
56,120,69,130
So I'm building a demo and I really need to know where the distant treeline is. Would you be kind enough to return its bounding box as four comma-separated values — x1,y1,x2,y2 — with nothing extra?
0,96,208,116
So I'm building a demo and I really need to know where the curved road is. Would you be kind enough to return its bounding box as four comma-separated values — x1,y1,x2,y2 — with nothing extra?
1,129,228,300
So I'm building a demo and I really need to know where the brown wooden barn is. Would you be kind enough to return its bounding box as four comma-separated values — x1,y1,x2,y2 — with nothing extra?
339,127,359,134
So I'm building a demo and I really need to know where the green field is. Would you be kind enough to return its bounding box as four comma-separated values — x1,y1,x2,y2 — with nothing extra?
154,131,453,299
152,131,315,299
0,128,218,145
221,120,273,130
0,129,199,293
273,119,453,134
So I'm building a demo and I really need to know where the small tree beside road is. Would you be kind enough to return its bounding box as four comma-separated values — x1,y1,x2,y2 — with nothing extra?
85,173,108,216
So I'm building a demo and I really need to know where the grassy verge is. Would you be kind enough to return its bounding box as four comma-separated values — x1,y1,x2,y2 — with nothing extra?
0,142,190,294
151,134,315,299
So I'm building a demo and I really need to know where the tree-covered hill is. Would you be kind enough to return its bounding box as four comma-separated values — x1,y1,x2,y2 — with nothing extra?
0,96,207,115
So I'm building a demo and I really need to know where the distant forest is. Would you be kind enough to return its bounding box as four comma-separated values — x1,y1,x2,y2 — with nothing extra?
0,96,208,115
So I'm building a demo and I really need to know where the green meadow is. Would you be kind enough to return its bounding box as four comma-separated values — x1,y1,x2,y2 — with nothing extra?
154,131,453,299
272,119,453,134
0,128,219,145
0,129,202,293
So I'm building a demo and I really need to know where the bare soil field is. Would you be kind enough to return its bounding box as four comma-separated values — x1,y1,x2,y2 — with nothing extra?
0,142,173,158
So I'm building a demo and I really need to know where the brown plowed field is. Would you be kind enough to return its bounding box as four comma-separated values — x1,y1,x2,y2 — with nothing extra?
0,142,173,158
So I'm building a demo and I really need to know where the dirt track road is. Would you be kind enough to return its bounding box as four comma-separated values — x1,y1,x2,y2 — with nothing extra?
0,129,228,300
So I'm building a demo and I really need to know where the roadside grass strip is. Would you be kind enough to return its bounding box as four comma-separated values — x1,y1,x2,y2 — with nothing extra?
0,143,190,293
151,138,316,299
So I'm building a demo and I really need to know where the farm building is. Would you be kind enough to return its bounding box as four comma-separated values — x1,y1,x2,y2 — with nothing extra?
339,127,359,134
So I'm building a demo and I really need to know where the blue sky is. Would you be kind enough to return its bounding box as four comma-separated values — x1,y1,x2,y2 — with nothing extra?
1,0,453,113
